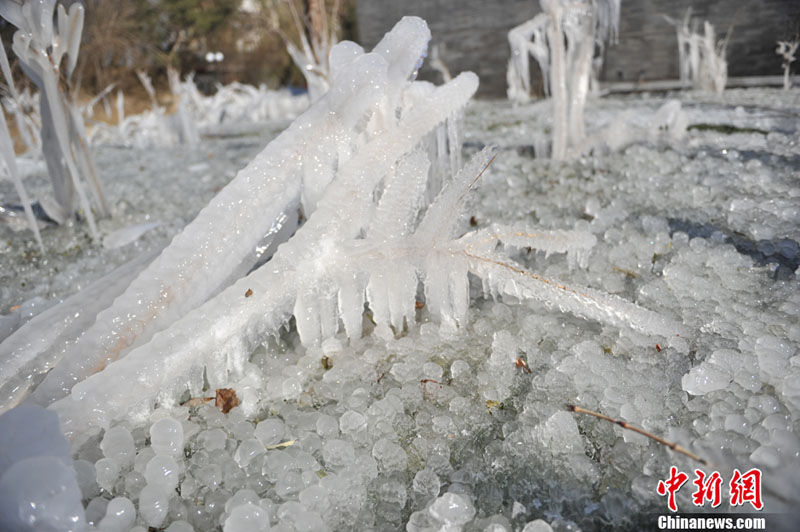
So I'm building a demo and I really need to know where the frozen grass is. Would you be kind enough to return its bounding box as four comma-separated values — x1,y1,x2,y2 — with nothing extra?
1,88,800,531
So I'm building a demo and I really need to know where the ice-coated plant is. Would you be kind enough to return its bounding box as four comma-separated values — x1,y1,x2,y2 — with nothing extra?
776,38,798,90
0,0,107,238
506,0,620,160
0,16,473,417
0,36,43,250
267,0,342,102
1,19,685,451
664,9,730,93
88,76,308,148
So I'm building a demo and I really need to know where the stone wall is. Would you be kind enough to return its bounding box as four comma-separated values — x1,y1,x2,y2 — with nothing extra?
355,0,800,97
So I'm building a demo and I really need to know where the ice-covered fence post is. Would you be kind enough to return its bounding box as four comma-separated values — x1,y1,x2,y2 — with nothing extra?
776,39,798,90
0,0,107,237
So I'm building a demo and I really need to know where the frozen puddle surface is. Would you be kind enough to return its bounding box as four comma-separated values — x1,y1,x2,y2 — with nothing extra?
1,90,799,531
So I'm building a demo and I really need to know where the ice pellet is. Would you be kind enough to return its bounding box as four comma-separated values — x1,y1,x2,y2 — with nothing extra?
223,502,270,532
150,418,184,456
144,455,180,491
138,484,169,528
254,418,285,447
101,426,136,466
96,496,136,532
428,492,476,525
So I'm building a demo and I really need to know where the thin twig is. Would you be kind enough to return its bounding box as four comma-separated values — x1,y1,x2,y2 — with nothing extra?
567,404,709,467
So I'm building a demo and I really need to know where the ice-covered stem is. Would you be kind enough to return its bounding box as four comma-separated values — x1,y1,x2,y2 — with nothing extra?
662,10,694,88
563,2,595,148
0,0,108,234
0,247,160,413
0,35,43,251
430,44,452,83
697,21,729,94
0,97,43,251
167,66,200,144
30,17,442,408
49,71,479,443
0,36,38,153
567,405,710,466
542,0,568,160
776,39,798,90
664,10,730,93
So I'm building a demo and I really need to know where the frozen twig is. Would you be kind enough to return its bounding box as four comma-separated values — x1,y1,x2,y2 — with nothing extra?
567,404,710,466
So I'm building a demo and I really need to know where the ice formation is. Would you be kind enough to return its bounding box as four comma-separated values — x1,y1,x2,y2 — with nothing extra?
0,0,108,237
2,12,799,532
272,0,341,102
88,74,308,149
2,14,680,441
506,0,620,159
776,39,798,90
3,17,467,413
664,10,730,93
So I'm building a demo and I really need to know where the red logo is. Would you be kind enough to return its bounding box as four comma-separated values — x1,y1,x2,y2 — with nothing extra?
657,466,689,512
729,468,763,511
657,467,763,512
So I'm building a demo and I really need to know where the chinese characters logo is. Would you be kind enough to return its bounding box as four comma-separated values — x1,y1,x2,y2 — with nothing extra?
657,466,763,512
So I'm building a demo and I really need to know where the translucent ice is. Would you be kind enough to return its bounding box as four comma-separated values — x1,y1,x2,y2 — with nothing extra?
223,502,270,532
100,426,135,466
94,458,120,493
49,17,480,439
150,418,184,456
0,456,86,532
429,492,476,526
143,455,180,492
254,418,285,447
96,497,135,532
138,484,169,528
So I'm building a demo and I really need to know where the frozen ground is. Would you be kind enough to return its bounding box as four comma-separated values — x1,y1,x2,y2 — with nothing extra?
1,88,799,531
